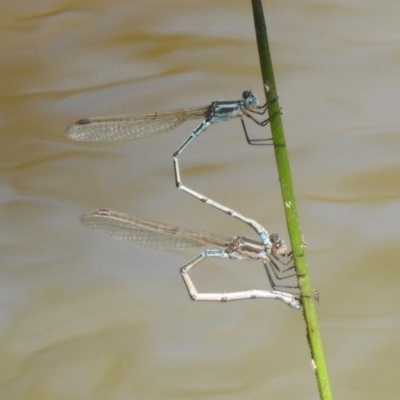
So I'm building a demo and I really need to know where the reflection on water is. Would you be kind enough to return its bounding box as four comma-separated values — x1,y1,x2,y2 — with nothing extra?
1,1,400,399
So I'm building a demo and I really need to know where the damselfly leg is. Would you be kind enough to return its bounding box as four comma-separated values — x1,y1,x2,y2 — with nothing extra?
240,96,281,145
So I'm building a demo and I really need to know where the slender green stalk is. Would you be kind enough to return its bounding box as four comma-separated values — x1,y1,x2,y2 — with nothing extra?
251,1,333,399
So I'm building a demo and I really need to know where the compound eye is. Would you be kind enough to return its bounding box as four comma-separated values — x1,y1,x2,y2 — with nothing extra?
269,233,279,243
242,90,251,99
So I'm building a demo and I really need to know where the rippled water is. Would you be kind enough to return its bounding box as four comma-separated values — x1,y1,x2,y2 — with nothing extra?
1,1,400,399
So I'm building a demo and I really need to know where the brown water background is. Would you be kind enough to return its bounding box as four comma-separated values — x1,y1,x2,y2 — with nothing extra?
1,1,400,399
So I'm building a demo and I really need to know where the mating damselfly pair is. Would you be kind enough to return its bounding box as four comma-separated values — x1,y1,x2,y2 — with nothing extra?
66,90,300,309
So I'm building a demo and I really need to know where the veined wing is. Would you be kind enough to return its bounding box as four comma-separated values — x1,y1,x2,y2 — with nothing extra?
81,209,232,250
65,106,208,142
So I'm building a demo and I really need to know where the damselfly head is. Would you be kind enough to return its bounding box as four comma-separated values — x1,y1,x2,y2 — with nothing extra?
270,233,287,257
242,90,259,109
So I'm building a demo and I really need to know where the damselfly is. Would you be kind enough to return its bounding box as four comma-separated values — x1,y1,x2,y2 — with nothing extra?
65,90,273,144
65,90,277,238
82,208,300,309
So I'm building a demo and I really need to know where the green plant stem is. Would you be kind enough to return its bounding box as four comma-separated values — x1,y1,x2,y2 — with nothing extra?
251,1,333,399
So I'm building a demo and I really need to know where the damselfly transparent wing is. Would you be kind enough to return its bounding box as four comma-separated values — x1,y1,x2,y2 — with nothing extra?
81,209,232,250
65,107,208,142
